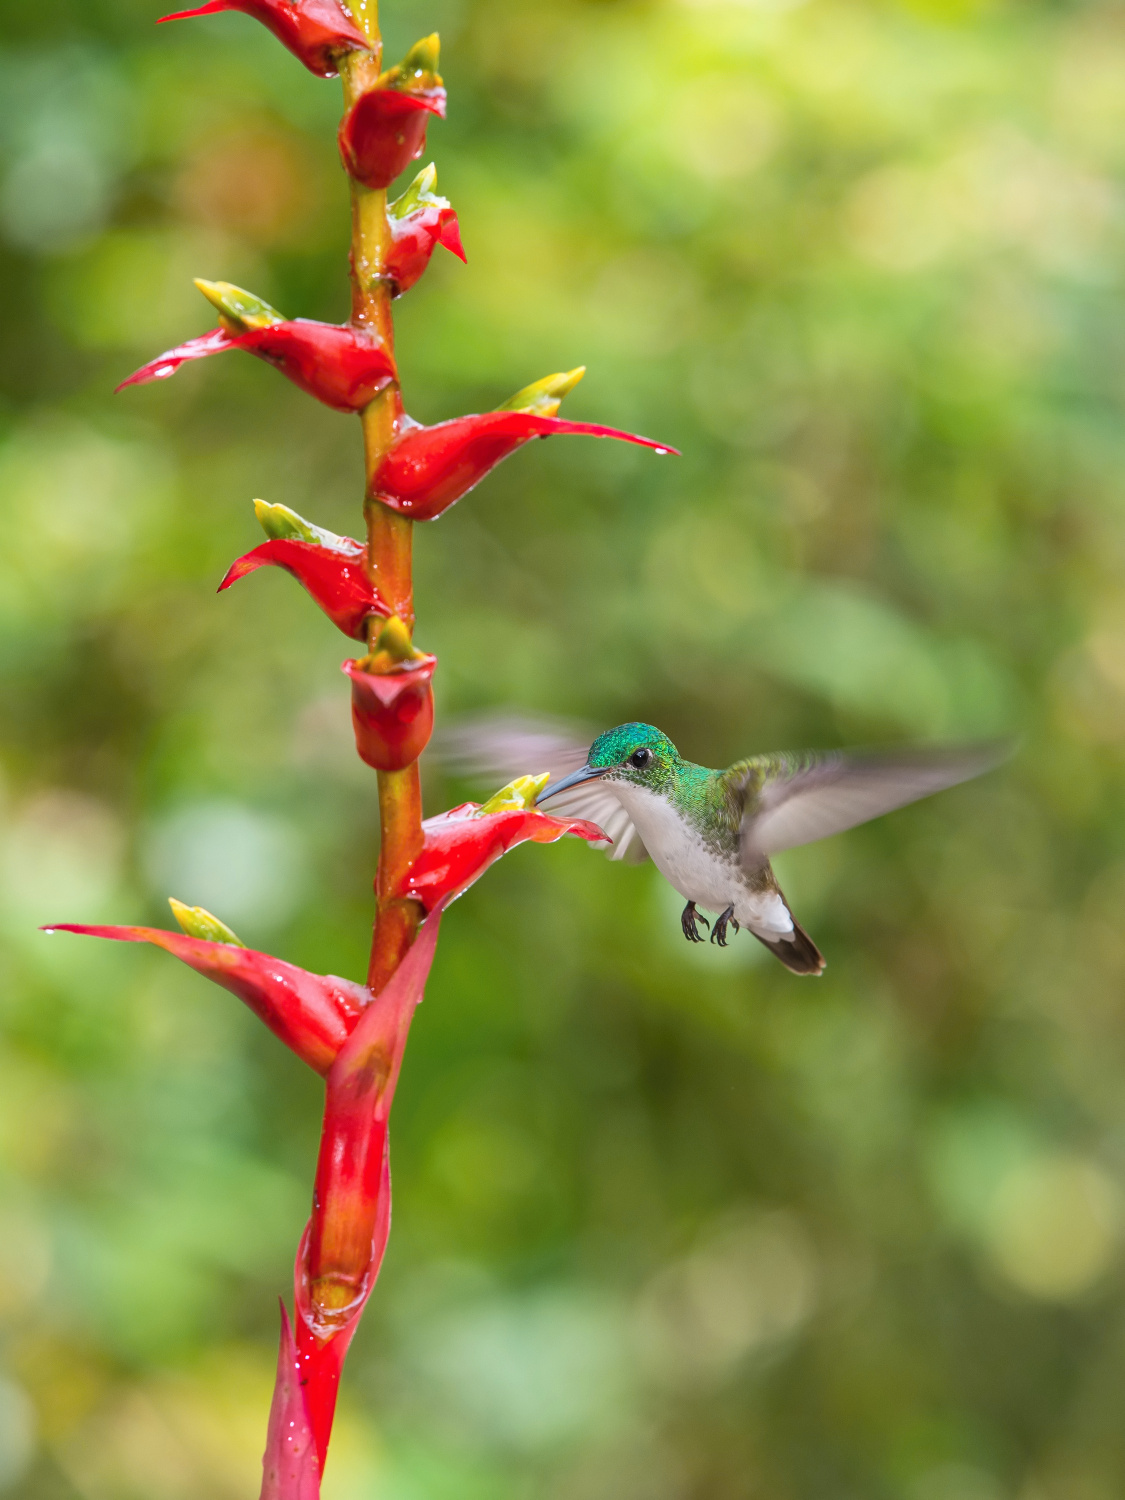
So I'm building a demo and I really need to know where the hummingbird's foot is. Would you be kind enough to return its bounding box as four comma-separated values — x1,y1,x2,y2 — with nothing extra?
710,906,739,947
681,901,710,943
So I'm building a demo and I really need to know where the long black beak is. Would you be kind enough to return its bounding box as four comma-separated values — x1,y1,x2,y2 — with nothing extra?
535,764,609,804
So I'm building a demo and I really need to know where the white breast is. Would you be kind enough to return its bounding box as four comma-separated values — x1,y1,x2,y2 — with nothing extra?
611,781,794,938
611,783,731,903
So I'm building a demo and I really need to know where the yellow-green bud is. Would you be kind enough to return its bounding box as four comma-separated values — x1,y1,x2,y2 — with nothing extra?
477,773,551,815
169,897,246,948
496,367,585,419
360,615,426,673
252,499,351,550
194,279,284,333
380,33,442,92
389,164,443,221
253,499,319,543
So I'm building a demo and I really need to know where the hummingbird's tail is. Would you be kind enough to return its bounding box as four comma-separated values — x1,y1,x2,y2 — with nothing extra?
751,894,826,976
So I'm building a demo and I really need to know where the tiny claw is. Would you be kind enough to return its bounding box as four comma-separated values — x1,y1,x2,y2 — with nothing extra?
681,901,710,943
709,905,736,947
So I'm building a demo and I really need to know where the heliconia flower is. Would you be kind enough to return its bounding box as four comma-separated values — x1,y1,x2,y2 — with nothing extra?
385,164,465,296
261,1303,320,1500
393,775,611,911
44,903,371,1077
158,0,370,80
117,280,396,413
338,36,446,191
370,367,679,520
344,619,436,771
220,500,389,641
295,912,442,1461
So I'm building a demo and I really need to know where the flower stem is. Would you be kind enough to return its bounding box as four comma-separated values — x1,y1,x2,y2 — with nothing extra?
363,405,414,626
368,790,424,989
349,0,381,49
346,0,381,53
342,33,426,995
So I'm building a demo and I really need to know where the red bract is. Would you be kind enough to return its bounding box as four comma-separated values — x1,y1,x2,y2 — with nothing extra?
337,37,446,193
118,321,396,413
44,925,368,1076
371,410,678,520
295,912,441,1461
344,651,436,771
220,536,388,641
394,803,611,911
262,1303,320,1499
339,88,446,190
158,0,369,79
386,191,465,296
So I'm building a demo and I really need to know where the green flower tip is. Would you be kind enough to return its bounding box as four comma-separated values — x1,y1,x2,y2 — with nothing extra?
168,897,246,947
359,615,425,673
252,498,351,550
496,367,586,419
382,33,442,92
194,279,284,333
389,163,443,221
477,773,551,816
254,498,318,544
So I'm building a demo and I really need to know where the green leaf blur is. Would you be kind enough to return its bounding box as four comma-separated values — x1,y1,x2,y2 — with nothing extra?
0,0,1121,1496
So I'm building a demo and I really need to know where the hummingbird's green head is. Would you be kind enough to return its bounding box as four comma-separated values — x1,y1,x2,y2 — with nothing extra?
588,723,680,788
537,723,681,805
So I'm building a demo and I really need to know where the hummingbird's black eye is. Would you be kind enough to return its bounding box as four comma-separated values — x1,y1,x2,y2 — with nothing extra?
629,748,653,769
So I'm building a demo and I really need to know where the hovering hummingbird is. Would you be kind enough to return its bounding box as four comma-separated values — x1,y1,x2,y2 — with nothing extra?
444,718,1006,974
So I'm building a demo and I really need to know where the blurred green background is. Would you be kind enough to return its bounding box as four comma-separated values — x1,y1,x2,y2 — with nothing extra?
2,0,1125,1494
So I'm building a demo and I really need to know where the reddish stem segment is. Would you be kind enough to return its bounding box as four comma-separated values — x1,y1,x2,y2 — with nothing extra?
295,908,443,1464
365,488,414,625
369,766,424,991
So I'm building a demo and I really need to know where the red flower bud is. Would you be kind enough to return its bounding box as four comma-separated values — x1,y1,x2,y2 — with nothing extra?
262,1303,320,1499
393,790,611,912
220,537,388,641
344,622,436,771
119,319,396,413
385,165,465,296
338,35,446,190
43,924,368,1076
158,0,369,79
369,368,678,520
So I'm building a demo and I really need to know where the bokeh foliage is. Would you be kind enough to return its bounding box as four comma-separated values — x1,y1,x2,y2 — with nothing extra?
1,0,1124,1494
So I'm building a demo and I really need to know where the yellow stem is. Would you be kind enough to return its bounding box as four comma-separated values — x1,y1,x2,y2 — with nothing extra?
365,499,414,627
368,778,425,991
347,0,381,52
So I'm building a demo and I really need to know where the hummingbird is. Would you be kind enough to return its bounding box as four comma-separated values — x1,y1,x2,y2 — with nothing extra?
444,717,1006,974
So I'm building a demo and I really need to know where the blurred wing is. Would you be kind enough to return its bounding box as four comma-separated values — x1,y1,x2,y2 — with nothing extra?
432,711,649,864
738,742,1010,867
436,712,591,784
